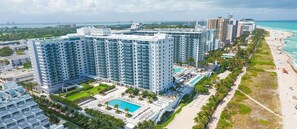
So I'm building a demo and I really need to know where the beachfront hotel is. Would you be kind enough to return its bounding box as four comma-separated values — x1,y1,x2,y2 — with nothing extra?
121,28,220,67
28,27,174,94
237,18,256,37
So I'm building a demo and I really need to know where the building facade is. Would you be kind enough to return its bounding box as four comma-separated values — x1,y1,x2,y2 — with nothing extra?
237,18,256,37
0,82,50,129
207,17,229,47
28,28,174,93
226,18,238,42
205,29,219,51
122,29,212,67
6,54,30,67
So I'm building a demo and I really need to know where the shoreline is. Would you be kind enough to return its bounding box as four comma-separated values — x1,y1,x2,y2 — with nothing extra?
277,46,297,74
259,26,297,71
264,28,297,129
274,31,297,73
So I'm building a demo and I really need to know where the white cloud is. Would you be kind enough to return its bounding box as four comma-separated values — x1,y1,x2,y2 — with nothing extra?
0,0,296,23
0,0,213,14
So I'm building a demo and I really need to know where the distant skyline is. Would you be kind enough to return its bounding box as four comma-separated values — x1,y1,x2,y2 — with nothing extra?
0,0,296,23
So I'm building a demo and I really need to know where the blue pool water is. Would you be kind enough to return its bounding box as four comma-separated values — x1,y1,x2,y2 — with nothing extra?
108,99,141,113
174,67,184,73
189,76,203,85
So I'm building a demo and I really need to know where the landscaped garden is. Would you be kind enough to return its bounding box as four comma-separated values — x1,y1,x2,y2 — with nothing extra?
123,87,158,103
63,81,115,103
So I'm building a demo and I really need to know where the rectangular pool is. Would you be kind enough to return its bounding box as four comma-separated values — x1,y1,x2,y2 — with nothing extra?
108,99,141,113
189,76,203,85
174,67,184,74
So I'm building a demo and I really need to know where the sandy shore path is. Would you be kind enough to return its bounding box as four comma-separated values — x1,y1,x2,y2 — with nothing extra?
265,29,297,129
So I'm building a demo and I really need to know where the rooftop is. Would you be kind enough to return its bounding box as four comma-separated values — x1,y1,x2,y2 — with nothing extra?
0,82,27,101
88,33,169,41
0,69,33,79
5,54,30,60
133,29,204,34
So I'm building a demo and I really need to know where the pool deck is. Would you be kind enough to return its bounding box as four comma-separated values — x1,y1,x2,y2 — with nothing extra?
80,85,175,125
108,99,141,113
187,75,204,87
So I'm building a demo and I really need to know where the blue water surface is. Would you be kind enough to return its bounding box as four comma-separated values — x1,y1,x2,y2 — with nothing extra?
189,76,203,85
257,21,297,67
108,99,141,113
174,67,184,74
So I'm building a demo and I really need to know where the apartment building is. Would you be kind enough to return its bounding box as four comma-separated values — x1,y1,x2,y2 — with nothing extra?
28,27,174,94
207,17,229,47
0,82,50,129
122,28,217,67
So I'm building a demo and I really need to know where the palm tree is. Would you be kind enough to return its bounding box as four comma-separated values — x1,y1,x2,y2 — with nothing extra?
137,120,156,129
138,91,143,100
105,101,109,109
186,57,195,66
125,108,129,116
148,96,152,103
114,104,119,113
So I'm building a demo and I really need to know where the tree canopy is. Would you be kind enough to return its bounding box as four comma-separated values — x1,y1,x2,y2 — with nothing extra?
0,47,14,57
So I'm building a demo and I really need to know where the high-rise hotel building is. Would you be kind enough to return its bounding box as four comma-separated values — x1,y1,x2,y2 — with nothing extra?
28,27,174,94
121,29,219,67
237,18,256,37
207,17,229,47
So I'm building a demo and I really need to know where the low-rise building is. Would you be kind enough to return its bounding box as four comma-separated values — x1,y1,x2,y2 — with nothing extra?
5,54,30,67
0,69,34,82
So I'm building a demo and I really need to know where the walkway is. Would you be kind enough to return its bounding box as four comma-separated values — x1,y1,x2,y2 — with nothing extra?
207,67,247,129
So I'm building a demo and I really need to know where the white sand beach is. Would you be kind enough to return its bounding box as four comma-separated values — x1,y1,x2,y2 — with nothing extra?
265,29,297,129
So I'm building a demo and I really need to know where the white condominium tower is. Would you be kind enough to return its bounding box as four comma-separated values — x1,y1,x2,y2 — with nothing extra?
237,18,256,37
28,27,174,94
122,29,218,67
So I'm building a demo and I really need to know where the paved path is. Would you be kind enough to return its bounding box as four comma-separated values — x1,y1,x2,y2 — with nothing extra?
206,67,247,129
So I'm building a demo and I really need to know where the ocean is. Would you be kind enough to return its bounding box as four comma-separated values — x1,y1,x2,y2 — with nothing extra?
257,21,297,67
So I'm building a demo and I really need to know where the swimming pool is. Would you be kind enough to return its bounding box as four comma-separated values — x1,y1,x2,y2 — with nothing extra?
189,76,203,85
108,99,141,113
174,67,184,74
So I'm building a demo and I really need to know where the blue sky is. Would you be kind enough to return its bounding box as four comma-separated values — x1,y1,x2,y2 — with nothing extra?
0,0,296,23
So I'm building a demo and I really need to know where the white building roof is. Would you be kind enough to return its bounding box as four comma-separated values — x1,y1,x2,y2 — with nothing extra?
0,69,33,79
5,54,30,60
88,33,169,41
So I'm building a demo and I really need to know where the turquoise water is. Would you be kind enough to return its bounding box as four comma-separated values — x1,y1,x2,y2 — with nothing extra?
108,99,141,113
257,21,297,67
174,67,184,73
189,76,203,85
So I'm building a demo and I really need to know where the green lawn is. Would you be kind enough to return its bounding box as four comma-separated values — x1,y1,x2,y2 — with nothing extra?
66,84,109,101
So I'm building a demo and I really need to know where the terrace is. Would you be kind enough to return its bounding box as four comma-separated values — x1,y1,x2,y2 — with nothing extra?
79,85,177,126
58,80,116,104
